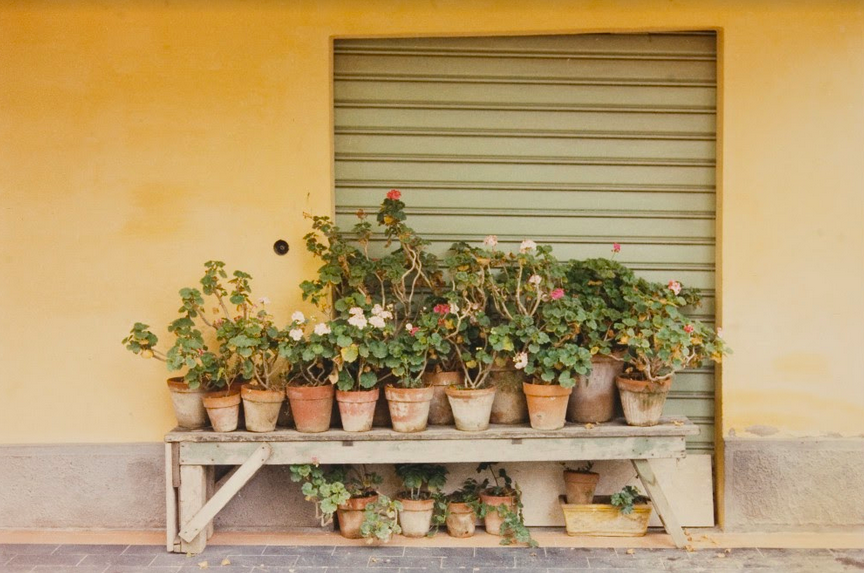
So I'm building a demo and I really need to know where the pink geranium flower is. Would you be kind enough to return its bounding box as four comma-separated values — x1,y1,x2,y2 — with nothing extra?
387,189,401,201
550,288,565,300
668,280,682,295
433,303,450,315
612,243,621,253
684,324,694,334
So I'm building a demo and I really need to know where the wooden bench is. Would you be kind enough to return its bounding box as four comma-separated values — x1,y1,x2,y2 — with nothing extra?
165,416,699,553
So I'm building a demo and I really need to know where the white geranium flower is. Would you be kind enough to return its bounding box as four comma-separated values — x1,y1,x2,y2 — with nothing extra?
450,302,459,313
349,306,364,316
348,314,368,329
514,352,529,370
405,323,414,332
371,304,392,320
519,239,537,253
483,235,498,247
289,328,304,341
314,323,331,336
291,310,306,323
258,297,271,305
528,274,542,286
368,315,386,329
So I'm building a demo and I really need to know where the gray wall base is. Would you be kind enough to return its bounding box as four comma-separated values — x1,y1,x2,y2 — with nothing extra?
723,437,864,531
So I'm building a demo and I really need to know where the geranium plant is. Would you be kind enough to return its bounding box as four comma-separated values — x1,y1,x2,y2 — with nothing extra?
475,463,537,547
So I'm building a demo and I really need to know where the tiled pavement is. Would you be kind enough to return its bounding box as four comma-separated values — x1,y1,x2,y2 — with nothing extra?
0,544,862,573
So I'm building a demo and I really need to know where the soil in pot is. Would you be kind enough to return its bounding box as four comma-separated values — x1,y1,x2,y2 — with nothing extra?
563,469,601,505
286,384,334,433
523,382,572,430
479,492,515,536
445,386,496,431
616,376,672,427
397,497,435,538
202,389,241,432
423,371,462,425
241,384,284,432
489,362,528,424
337,493,378,539
167,377,209,429
567,354,625,424
446,502,476,538
384,385,434,433
336,387,379,432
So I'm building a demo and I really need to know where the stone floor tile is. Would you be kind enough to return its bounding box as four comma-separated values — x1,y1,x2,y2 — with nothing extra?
102,567,181,573
514,548,589,569
366,555,442,568
207,555,300,568
178,567,255,573
331,546,405,556
264,546,336,555
79,554,156,567
403,547,474,558
32,567,105,573
0,546,57,555
121,546,165,555
7,554,84,567
586,556,667,569
55,544,128,554
0,566,35,573
198,545,267,557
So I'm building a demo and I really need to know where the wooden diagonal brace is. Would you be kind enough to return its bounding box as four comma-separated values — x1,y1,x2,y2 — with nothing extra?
179,443,272,543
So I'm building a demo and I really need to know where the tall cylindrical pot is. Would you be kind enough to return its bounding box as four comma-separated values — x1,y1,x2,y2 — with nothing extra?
616,376,672,427
567,355,625,423
384,385,434,433
523,382,572,430
398,497,435,538
489,365,528,424
202,389,241,432
424,371,462,425
336,387,379,432
445,386,496,431
337,494,378,539
240,384,284,433
167,378,209,429
446,502,476,538
563,470,600,504
479,492,515,536
286,384,334,433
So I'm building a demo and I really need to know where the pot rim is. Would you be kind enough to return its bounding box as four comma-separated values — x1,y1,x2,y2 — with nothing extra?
241,384,285,402
166,378,209,393
286,384,335,399
522,381,573,397
203,392,241,408
385,384,435,401
444,385,496,397
335,387,380,402
615,375,673,393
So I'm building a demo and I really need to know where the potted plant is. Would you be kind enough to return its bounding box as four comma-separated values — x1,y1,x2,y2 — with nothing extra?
562,461,600,504
394,464,448,537
440,478,484,538
560,485,652,537
615,278,728,426
289,464,351,527
475,463,536,546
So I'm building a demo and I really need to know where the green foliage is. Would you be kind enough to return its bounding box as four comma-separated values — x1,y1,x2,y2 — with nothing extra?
394,464,448,500
474,463,536,547
359,494,402,543
611,485,649,515
496,504,538,547
289,464,351,527
565,461,595,474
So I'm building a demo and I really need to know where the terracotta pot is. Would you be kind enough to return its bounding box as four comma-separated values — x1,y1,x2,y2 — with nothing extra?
479,492,515,536
567,355,625,424
446,502,476,538
445,386,496,431
337,493,378,539
335,387,379,432
384,385,434,433
489,365,528,424
241,385,283,432
167,378,209,429
523,382,572,430
397,497,435,538
423,371,462,425
563,470,600,504
286,384,334,433
202,389,241,432
616,376,672,427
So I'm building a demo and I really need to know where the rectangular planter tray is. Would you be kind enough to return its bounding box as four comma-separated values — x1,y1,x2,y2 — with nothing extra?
559,495,652,537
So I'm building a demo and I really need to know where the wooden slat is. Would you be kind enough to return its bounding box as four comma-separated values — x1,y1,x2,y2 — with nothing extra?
164,443,177,552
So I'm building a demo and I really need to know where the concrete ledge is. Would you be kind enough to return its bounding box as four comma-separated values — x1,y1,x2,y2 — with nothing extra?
723,437,864,531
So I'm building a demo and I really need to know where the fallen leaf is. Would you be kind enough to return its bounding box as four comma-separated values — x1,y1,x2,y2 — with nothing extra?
725,548,732,554
584,423,595,430
370,557,379,563
625,549,635,555
716,553,726,558
221,558,231,565
673,420,684,427
685,545,695,552
197,561,208,569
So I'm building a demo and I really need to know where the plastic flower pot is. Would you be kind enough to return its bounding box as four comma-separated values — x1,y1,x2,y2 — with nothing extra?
423,371,463,425
446,502,476,538
479,491,515,536
384,385,434,433
567,354,625,423
563,469,600,504
167,377,209,429
202,388,241,432
286,384,334,433
240,384,284,433
616,376,672,427
397,497,435,538
335,387,379,432
523,382,572,430
445,386,496,431
337,493,378,539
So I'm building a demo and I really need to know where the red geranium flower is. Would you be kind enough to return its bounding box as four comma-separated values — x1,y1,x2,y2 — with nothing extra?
684,324,694,334
387,189,401,201
433,303,450,315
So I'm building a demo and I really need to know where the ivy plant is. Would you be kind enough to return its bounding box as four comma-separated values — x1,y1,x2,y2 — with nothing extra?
611,485,649,515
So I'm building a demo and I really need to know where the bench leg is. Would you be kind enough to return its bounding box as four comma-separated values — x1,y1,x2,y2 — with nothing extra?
179,465,208,554
165,444,177,552
631,459,688,549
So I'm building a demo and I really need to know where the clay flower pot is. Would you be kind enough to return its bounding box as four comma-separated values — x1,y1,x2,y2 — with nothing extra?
398,497,435,538
479,491,515,536
337,493,378,539
423,371,463,425
567,354,625,424
616,376,672,427
445,386,496,431
335,387,379,432
167,377,209,429
489,363,528,424
286,384,334,433
202,388,241,432
563,469,600,504
446,502,476,538
384,385,434,433
523,382,572,430
240,384,284,433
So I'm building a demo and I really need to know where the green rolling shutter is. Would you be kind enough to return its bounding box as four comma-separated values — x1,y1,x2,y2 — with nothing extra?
333,32,717,453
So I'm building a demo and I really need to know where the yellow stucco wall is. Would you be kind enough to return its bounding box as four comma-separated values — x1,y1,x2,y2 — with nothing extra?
1,0,862,444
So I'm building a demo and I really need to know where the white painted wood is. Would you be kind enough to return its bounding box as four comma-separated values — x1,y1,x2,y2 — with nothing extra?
632,458,688,548
164,443,177,552
178,465,207,553
205,466,215,540
178,444,272,544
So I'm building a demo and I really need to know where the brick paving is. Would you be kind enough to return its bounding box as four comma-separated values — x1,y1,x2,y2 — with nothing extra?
0,544,861,573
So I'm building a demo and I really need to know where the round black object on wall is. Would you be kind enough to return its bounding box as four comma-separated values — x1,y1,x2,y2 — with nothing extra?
273,240,289,256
